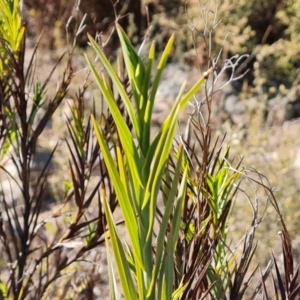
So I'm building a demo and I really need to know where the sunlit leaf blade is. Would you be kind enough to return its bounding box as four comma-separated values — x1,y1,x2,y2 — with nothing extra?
116,24,145,111
177,66,214,112
172,165,188,248
147,34,175,126
92,116,144,270
147,148,185,297
143,83,187,241
105,231,120,300
0,0,24,52
102,188,138,300
162,166,188,300
0,279,8,300
140,42,155,154
87,34,140,138
86,53,142,187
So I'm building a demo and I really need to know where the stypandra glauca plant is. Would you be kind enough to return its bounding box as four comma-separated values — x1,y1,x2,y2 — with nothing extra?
86,20,293,300
86,23,214,299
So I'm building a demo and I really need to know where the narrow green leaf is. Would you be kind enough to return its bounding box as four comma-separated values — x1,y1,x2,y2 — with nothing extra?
146,34,175,128
143,92,186,242
142,42,155,112
87,35,140,138
172,282,189,300
147,148,185,297
116,24,153,156
164,236,174,300
102,188,138,300
116,24,145,93
116,147,130,201
140,42,155,154
105,232,121,300
143,79,186,180
179,66,214,111
172,165,188,248
92,116,144,270
159,165,188,300
163,166,188,299
86,54,142,187
144,120,177,240
0,279,8,300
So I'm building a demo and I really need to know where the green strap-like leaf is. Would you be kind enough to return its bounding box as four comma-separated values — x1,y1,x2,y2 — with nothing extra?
102,188,138,300
86,54,142,188
87,35,140,139
147,148,186,297
92,116,144,271
116,25,145,115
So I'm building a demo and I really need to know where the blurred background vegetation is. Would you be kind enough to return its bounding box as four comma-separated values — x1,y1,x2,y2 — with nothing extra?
22,0,300,93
